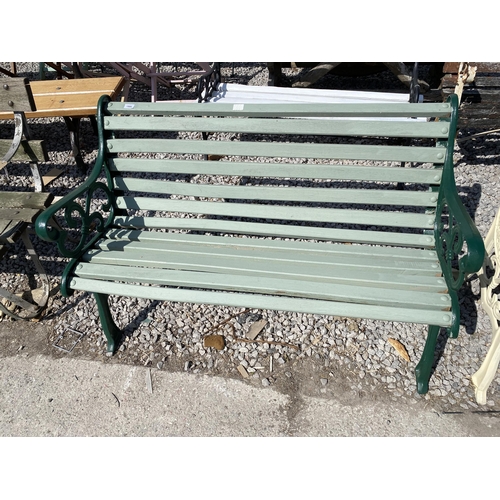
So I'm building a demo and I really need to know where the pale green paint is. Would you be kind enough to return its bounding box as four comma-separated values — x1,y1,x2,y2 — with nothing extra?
104,115,450,139
109,159,443,184
116,196,435,229
107,138,446,163
113,177,439,207
113,216,436,248
70,276,454,327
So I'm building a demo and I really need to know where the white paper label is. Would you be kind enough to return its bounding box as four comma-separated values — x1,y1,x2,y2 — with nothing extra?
233,104,244,110
124,104,135,109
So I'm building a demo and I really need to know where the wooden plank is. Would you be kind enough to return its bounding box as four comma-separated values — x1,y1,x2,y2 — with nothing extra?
443,62,500,73
105,115,449,139
0,76,125,120
105,100,453,119
116,196,436,229
0,207,40,222
0,139,49,163
0,191,53,209
114,216,436,248
0,78,36,112
76,262,449,309
69,277,454,327
113,177,439,208
107,138,446,164
109,158,443,185
292,63,342,88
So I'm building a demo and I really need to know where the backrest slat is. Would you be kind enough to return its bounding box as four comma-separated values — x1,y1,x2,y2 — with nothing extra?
116,196,436,230
106,100,453,118
109,158,443,184
105,115,450,139
114,177,439,208
107,138,445,164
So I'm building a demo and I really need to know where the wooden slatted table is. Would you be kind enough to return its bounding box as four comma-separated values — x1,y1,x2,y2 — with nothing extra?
0,76,125,171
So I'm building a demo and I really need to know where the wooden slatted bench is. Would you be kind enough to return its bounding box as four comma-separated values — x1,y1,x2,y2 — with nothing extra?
0,191,54,318
0,76,125,172
35,94,485,394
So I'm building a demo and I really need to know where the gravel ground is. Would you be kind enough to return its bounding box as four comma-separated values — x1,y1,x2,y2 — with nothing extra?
1,62,500,414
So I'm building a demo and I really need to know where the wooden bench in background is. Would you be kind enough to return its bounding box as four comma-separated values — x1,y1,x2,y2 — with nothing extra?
0,76,125,172
35,94,485,395
0,78,54,319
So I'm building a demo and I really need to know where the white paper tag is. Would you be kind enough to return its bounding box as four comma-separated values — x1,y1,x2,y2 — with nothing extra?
233,104,244,110
124,104,135,109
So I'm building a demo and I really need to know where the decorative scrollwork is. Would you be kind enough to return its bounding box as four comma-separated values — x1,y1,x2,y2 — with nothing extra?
435,197,469,292
37,179,115,260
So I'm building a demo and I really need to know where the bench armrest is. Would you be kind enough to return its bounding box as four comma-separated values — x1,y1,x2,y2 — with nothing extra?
35,155,115,260
435,189,485,289
434,93,485,293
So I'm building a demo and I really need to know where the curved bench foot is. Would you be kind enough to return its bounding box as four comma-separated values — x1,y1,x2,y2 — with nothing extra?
93,292,122,354
415,325,440,394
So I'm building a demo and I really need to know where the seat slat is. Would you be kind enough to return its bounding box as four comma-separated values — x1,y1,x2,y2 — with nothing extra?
106,229,438,261
107,138,446,164
105,115,450,139
70,276,454,327
95,237,440,273
114,177,438,208
76,262,450,310
116,196,435,229
113,216,436,248
88,243,445,290
109,159,443,185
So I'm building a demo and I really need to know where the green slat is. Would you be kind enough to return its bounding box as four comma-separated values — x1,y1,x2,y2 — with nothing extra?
109,159,444,185
113,216,437,248
113,177,439,208
75,262,450,310
104,115,450,139
106,229,439,261
106,101,453,119
115,196,435,229
107,138,446,164
95,237,440,273
87,244,444,291
69,277,454,327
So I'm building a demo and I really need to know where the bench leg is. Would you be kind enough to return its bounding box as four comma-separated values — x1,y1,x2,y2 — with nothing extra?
93,293,122,354
415,325,440,394
63,117,86,172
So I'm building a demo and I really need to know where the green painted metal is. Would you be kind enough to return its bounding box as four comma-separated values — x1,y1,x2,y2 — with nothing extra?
432,94,486,339
415,325,441,394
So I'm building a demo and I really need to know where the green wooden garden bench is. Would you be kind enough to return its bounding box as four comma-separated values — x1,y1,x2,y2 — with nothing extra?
35,93,485,394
